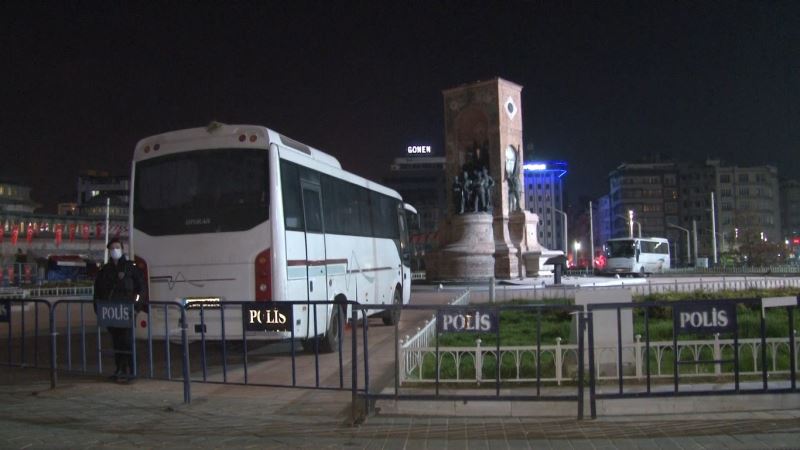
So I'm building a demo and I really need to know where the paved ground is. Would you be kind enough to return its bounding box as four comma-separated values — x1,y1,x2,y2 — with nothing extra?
1,367,800,449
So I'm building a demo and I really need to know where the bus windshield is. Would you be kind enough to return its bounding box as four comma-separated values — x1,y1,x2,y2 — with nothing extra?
606,240,636,258
134,148,269,235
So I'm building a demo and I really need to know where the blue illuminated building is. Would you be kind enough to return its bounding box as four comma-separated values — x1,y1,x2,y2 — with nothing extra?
523,161,567,251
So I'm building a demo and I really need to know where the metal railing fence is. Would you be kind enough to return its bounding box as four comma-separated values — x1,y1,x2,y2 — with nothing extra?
379,302,587,411
400,335,800,384
585,297,800,418
5,293,799,421
1,298,377,414
465,276,800,303
400,289,470,378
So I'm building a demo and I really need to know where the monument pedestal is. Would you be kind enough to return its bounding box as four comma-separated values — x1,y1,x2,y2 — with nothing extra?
429,213,495,281
492,215,519,279
508,210,542,278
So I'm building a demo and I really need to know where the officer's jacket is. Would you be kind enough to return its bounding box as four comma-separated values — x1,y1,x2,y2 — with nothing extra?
93,256,147,312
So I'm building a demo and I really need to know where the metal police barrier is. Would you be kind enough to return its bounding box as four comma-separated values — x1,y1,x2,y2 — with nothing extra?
5,298,372,407
167,300,360,391
49,299,144,390
364,302,589,419
586,296,800,419
0,298,52,378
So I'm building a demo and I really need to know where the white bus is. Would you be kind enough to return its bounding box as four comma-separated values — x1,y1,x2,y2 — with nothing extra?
130,123,413,352
603,237,670,276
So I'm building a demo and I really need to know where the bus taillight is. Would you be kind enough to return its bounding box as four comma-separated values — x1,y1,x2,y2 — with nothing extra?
255,249,271,301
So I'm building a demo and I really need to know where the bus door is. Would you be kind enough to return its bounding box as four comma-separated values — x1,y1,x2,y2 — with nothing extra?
398,204,413,301
300,181,329,338
635,241,649,273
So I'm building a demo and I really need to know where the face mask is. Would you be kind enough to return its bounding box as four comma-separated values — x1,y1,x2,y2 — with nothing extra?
110,248,123,261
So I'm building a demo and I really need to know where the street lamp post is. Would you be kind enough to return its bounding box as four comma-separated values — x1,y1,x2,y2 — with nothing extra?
589,201,595,271
710,192,718,265
705,228,726,253
573,240,581,268
554,208,568,255
693,219,699,266
616,214,641,238
668,223,691,267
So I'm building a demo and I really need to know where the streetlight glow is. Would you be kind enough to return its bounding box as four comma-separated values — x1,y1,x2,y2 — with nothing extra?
616,214,641,238
628,210,634,238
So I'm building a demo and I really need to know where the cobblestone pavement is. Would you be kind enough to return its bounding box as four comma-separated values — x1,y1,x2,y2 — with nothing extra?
2,368,800,449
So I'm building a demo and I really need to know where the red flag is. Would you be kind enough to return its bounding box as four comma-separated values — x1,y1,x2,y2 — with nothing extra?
26,224,34,244
55,224,63,247
11,225,19,245
82,224,90,240
95,223,103,238
23,264,32,284
0,227,4,244
7,266,14,283
68,223,76,242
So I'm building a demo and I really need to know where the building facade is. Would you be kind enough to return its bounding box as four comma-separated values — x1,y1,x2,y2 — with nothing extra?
780,179,800,243
0,177,39,214
710,160,781,252
595,194,612,249
523,161,567,251
604,159,783,267
1,174,129,276
383,156,447,234
607,161,674,243
77,170,129,219
675,161,717,262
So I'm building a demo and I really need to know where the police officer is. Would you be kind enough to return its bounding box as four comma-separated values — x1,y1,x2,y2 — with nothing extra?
93,238,146,382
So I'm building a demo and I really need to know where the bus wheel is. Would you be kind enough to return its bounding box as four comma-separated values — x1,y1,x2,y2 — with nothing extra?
318,303,343,354
382,288,402,326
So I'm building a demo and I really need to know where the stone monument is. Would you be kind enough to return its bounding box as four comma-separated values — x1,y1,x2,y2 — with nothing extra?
427,78,542,280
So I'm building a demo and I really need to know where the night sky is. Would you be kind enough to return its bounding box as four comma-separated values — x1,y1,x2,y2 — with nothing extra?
3,1,798,213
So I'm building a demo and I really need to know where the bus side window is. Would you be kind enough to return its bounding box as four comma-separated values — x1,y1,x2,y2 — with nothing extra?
301,187,323,233
370,192,399,239
281,161,304,230
398,204,410,265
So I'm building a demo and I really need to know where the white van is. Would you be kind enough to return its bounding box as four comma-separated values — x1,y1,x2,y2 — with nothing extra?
603,237,670,276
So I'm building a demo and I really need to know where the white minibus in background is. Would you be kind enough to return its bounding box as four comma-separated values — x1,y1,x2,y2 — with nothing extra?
603,237,670,276
130,123,412,352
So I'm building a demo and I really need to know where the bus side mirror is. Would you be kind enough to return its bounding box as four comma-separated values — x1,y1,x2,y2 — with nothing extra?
635,248,640,262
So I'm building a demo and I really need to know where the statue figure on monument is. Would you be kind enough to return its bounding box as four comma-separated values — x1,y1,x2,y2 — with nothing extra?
452,175,465,215
462,170,473,213
482,167,495,213
505,146,521,213
470,169,493,213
